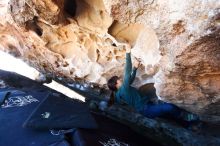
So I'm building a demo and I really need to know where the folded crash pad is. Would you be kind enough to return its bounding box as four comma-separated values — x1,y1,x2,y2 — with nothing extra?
0,87,65,146
71,113,160,146
23,93,97,130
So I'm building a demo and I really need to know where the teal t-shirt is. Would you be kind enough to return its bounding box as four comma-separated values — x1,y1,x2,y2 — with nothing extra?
115,53,149,112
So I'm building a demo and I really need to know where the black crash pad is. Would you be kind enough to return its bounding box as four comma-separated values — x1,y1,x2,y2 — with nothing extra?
0,87,65,146
71,113,160,146
23,93,97,130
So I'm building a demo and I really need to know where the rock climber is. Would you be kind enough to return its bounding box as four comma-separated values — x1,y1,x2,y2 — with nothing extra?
107,44,201,129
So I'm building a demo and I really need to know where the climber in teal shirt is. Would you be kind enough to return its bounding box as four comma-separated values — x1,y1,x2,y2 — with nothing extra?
107,44,200,127
114,51,149,112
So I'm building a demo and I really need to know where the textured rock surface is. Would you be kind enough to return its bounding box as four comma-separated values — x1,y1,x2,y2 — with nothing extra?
0,0,220,121
0,0,161,86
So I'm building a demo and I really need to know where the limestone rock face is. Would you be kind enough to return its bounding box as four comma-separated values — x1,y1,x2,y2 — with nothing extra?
0,0,220,121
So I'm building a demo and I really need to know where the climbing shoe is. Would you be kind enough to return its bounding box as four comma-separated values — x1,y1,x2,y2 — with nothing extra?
180,111,200,122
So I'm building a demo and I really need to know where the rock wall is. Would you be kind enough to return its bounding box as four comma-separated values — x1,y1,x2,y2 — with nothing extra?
0,0,220,121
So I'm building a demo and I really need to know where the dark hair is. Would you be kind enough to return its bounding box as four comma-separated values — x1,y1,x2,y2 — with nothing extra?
107,76,119,91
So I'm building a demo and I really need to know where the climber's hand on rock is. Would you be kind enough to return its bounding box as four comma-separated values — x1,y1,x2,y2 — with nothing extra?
125,44,131,53
134,58,141,69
